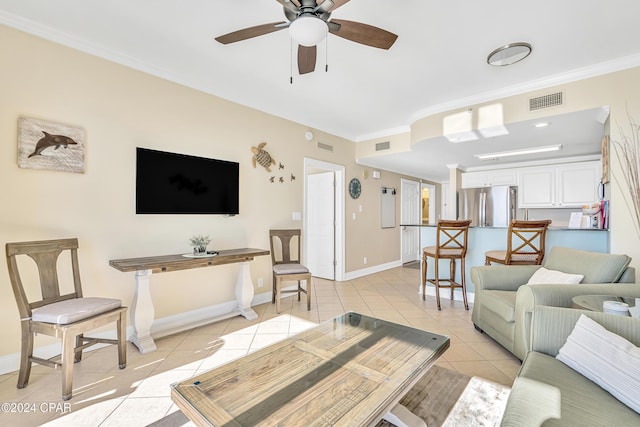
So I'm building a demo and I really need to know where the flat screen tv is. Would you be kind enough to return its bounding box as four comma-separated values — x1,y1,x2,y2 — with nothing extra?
136,147,239,215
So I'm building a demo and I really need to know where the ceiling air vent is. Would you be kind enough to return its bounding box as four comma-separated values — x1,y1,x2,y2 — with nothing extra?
529,92,563,111
375,141,390,151
317,142,333,152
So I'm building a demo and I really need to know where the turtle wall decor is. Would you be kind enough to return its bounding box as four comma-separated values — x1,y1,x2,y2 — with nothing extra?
251,142,276,172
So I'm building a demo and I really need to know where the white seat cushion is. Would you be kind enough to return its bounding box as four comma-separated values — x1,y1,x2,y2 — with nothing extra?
273,264,310,275
32,297,122,325
527,267,584,285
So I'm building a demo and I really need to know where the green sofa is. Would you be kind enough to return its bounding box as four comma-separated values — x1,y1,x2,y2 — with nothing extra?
471,246,638,360
501,306,640,426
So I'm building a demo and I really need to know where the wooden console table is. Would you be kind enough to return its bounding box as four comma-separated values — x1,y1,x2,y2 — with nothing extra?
109,248,269,353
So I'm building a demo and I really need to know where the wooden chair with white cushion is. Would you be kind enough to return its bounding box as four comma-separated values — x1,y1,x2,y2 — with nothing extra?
5,238,127,401
422,219,472,311
485,219,552,266
269,229,312,313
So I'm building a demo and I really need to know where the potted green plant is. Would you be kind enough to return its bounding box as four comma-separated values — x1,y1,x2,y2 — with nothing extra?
189,234,211,255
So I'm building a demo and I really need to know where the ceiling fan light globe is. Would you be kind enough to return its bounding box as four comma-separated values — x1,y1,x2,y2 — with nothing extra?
289,16,328,47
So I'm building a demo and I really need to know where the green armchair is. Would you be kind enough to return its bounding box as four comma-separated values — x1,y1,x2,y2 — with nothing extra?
471,246,638,360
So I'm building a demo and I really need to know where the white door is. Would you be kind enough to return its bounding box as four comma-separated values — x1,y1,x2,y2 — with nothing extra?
306,171,336,279
401,179,421,264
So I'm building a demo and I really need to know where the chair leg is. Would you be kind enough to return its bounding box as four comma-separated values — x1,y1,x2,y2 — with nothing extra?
485,257,490,266
272,273,276,304
61,331,75,401
275,277,282,314
297,281,301,301
74,334,84,363
17,322,33,389
117,312,127,369
434,258,441,311
306,276,312,311
461,258,469,310
449,259,455,300
421,254,427,301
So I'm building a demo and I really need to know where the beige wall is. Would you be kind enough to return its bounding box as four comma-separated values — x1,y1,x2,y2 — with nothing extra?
0,25,407,361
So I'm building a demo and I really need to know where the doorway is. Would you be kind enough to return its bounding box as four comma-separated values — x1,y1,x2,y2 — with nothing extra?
304,158,345,281
421,183,436,224
401,179,421,264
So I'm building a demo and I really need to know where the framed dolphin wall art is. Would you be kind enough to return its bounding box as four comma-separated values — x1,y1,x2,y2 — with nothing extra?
18,116,85,173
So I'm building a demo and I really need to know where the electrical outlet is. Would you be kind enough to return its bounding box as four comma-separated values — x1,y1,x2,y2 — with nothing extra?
257,277,264,288
363,257,367,265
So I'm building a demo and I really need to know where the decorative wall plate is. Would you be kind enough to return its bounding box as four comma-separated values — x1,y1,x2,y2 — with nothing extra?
349,178,362,199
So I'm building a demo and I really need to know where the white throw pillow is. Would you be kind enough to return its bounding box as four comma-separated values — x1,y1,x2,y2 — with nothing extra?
527,267,583,285
556,314,640,414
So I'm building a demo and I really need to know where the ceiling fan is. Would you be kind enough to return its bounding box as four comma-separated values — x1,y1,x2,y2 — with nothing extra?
215,0,398,74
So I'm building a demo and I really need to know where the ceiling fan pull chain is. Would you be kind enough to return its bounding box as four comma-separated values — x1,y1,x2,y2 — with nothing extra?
290,38,294,84
325,37,329,72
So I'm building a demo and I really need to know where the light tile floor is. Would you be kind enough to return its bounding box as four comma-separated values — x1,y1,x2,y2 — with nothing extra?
0,265,520,426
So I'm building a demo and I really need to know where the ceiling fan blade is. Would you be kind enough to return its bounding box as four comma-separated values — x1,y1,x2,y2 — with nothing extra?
329,19,397,49
215,22,287,44
298,45,317,74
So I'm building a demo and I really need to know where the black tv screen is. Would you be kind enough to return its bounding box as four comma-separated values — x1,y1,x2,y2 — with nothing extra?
136,147,239,215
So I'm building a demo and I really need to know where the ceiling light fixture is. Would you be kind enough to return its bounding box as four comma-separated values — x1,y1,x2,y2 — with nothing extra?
533,122,551,128
289,15,328,47
474,144,562,160
487,42,532,66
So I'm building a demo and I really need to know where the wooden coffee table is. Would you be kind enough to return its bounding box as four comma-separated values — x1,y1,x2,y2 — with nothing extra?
171,312,449,426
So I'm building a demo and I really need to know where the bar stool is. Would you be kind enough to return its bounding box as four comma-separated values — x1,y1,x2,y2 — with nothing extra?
422,219,472,310
485,219,552,265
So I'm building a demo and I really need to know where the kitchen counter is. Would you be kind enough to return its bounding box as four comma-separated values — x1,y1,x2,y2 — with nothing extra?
406,225,609,297
402,224,608,231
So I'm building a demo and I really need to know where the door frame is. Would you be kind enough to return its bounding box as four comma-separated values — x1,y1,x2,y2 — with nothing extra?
304,158,345,282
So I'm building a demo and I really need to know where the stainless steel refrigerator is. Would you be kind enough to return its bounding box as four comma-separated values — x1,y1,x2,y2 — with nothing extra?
457,185,517,227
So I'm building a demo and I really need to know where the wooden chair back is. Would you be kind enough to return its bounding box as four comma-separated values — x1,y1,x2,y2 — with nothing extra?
269,229,302,266
505,219,552,265
435,220,472,258
6,238,83,320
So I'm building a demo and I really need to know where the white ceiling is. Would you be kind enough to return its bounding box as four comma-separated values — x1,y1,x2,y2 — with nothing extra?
2,0,640,182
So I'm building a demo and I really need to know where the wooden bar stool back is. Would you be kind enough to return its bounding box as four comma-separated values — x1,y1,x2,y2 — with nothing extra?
421,219,472,310
5,238,127,401
269,229,312,313
485,219,552,266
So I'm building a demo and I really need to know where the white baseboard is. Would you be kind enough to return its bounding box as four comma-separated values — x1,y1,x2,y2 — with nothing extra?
343,260,403,281
421,285,476,305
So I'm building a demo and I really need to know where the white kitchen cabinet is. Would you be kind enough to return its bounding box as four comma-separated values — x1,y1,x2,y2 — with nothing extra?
518,167,555,207
461,169,516,188
556,162,600,206
517,161,600,208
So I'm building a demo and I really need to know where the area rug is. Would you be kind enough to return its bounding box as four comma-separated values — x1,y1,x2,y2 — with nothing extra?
376,365,511,427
